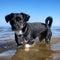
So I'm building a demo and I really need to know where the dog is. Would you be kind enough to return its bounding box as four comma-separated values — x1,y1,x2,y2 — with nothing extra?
5,12,53,47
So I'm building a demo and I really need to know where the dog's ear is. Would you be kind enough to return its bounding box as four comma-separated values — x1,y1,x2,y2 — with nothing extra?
5,13,14,23
20,13,30,21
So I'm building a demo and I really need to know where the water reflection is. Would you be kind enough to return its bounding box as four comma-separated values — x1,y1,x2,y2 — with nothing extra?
0,39,60,60
12,43,54,60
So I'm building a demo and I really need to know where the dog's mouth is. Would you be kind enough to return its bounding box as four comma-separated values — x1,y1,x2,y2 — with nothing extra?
19,37,29,46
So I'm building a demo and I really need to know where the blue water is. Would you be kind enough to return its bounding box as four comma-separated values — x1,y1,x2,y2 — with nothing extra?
0,26,60,41
0,27,14,41
52,26,60,38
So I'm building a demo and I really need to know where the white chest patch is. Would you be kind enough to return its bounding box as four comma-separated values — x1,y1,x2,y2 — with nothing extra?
19,30,23,34
15,30,23,35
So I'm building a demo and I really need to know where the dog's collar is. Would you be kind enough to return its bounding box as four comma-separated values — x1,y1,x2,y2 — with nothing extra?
15,24,28,36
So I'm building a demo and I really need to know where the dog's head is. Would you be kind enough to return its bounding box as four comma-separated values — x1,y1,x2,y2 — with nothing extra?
5,12,30,31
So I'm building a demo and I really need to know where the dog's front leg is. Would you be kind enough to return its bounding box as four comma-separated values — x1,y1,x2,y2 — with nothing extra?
15,33,20,46
15,33,24,46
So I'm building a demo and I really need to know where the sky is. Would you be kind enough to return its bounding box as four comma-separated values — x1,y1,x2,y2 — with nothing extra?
0,0,60,27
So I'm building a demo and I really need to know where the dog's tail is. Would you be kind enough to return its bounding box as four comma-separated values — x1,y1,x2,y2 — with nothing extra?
45,16,53,28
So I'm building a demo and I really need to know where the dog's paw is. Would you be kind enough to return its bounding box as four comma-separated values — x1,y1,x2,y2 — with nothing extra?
25,44,31,48
24,44,31,51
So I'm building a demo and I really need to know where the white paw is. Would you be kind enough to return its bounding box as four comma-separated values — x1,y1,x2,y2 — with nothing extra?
25,44,30,48
24,44,31,51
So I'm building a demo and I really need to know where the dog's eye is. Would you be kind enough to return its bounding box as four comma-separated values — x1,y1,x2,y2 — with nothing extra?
16,17,21,21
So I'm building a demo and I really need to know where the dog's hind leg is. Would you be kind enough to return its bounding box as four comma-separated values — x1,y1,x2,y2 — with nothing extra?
45,36,50,44
45,33,52,44
45,28,52,44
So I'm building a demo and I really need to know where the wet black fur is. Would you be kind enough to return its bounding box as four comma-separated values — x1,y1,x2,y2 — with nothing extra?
5,12,53,46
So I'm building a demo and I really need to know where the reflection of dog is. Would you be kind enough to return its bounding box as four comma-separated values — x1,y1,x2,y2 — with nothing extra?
5,12,53,47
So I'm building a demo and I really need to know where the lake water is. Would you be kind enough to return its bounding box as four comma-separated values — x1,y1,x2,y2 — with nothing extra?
0,26,60,41
0,27,14,41
0,26,60,60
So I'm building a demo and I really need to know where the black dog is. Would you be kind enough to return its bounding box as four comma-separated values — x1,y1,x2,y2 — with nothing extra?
5,12,53,47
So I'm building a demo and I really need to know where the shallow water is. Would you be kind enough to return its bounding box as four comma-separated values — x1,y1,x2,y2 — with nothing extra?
0,26,60,60
0,39,60,60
